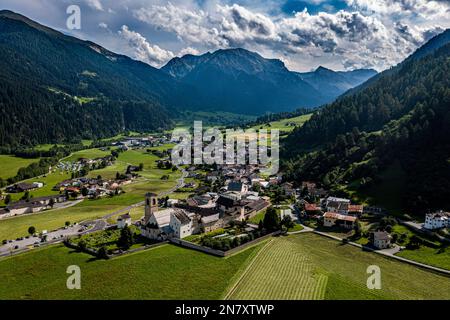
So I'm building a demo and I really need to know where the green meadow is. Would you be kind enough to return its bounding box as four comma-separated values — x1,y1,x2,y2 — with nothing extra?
0,233,448,300
0,155,40,180
226,233,450,300
0,243,259,300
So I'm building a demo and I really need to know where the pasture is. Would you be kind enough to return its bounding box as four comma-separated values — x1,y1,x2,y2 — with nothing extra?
225,233,450,300
0,155,40,180
0,243,259,300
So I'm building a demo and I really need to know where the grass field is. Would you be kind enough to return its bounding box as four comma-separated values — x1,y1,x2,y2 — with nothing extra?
64,148,112,162
251,114,312,133
225,233,450,300
0,148,182,240
0,203,119,241
396,246,450,270
0,170,72,205
0,155,40,180
0,243,260,300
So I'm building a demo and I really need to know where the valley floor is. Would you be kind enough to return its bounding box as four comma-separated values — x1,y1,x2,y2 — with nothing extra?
0,233,448,300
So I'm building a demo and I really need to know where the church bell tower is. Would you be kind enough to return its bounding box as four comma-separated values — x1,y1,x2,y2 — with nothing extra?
144,193,158,224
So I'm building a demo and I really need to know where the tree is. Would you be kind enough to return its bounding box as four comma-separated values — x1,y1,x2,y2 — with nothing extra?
139,163,144,171
117,226,134,250
65,221,71,227
49,198,55,208
97,246,109,259
4,194,11,205
78,239,87,251
28,226,36,235
81,187,88,197
353,221,362,237
281,215,295,229
407,235,421,249
22,191,31,202
258,220,264,231
263,207,280,232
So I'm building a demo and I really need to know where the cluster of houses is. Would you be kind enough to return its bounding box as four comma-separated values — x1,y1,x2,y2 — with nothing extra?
0,194,68,219
56,155,114,173
112,135,170,150
53,176,133,199
136,176,271,240
302,193,362,230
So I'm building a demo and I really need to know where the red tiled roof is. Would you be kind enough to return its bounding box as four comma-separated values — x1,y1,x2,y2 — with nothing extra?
305,203,319,211
323,212,357,222
348,205,364,212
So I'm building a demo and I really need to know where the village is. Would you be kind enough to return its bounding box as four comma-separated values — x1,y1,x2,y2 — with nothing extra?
0,137,449,272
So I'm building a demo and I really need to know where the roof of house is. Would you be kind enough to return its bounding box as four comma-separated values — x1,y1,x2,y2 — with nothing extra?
323,212,357,222
152,209,172,227
172,210,191,225
118,213,131,221
245,199,269,213
348,205,364,213
201,213,220,224
427,211,450,219
305,203,319,211
326,197,350,203
217,195,240,208
16,183,35,190
373,231,391,241
327,201,349,211
228,182,244,192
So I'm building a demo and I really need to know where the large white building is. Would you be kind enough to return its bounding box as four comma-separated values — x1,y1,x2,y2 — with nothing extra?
169,210,195,239
424,211,450,230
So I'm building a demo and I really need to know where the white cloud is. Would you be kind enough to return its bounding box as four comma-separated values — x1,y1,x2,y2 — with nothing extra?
131,1,450,71
98,22,108,29
118,25,174,67
85,0,104,11
178,47,200,56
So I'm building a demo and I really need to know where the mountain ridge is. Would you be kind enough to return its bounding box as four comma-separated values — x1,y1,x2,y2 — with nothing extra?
162,48,377,114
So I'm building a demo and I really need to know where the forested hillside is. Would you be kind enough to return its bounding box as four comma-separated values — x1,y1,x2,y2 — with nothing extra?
283,41,450,215
285,29,450,153
0,10,183,147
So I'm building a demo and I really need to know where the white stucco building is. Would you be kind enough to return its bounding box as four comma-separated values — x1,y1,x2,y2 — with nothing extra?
424,211,449,230
117,213,132,229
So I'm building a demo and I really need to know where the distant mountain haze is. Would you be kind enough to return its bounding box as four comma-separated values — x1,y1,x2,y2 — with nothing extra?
162,48,377,114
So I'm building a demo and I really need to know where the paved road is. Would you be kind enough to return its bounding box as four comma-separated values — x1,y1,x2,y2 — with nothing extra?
0,168,187,258
0,219,106,257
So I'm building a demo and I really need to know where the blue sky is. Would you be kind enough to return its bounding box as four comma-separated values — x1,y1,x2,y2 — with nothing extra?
0,0,449,71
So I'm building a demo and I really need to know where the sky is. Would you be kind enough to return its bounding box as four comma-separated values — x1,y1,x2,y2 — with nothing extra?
0,0,449,71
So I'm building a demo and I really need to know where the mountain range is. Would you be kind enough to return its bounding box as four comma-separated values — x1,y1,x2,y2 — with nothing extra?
162,49,376,114
0,10,378,147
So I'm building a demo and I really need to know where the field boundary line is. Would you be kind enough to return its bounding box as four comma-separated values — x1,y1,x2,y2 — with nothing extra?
223,238,273,300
